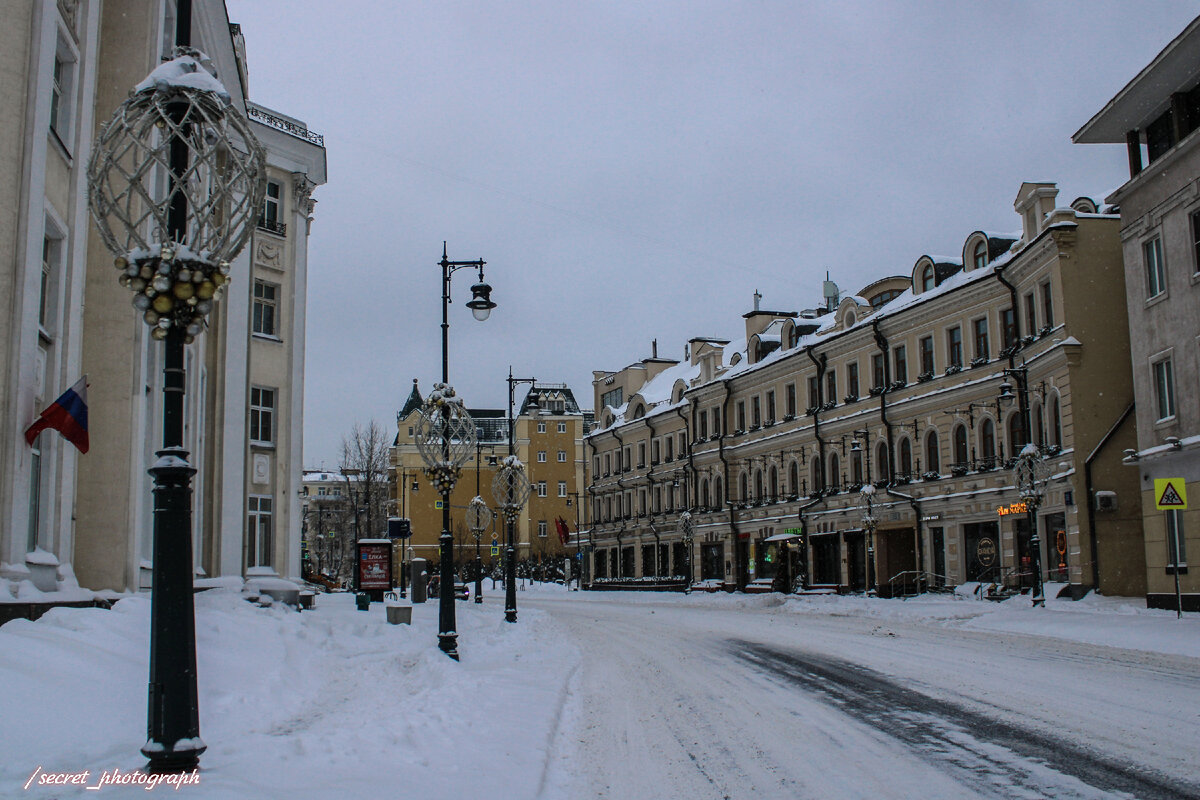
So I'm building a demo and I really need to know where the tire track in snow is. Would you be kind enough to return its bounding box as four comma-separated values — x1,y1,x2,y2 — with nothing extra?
734,640,1200,800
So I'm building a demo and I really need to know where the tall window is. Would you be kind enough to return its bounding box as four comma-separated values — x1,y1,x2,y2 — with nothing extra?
1192,210,1200,273
699,411,708,439
766,390,776,422
665,436,674,461
537,481,547,498
49,45,76,142
1154,358,1176,420
826,372,837,404
785,384,796,417
751,396,761,427
851,451,863,485
248,495,273,567
40,236,57,330
558,421,567,433
252,281,278,337
1145,237,1166,298
925,430,940,474
262,180,282,227
1041,281,1054,327
250,387,275,445
537,450,547,462
1051,397,1063,447
537,421,547,433
808,376,820,409
847,363,859,397
953,425,968,466
736,401,746,431
947,326,962,368
558,450,567,462
27,439,42,551
872,353,885,391
899,438,912,476
980,419,996,461
893,345,907,384
1024,293,1037,336
1001,307,1017,350
828,453,840,489
538,520,548,538
558,481,567,497
711,408,721,436
1167,510,1187,568
973,318,989,361
789,461,799,495
919,336,934,376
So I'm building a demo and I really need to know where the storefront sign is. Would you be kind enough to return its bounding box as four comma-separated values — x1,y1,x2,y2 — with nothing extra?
976,537,997,567
996,502,1029,517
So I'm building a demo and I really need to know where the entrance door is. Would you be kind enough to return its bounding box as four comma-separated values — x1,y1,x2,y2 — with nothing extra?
931,526,946,586
811,535,838,586
1014,516,1035,589
1046,513,1067,582
845,531,866,591
963,522,1000,583
735,538,749,590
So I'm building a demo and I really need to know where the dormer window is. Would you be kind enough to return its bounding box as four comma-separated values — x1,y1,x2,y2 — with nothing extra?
973,241,987,270
921,265,935,292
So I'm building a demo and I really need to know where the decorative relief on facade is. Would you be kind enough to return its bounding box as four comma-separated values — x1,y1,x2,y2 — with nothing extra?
293,173,316,217
253,454,271,485
57,0,79,39
255,240,283,270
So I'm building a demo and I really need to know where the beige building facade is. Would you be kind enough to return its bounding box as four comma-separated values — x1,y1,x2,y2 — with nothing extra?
587,182,1146,602
390,380,590,577
1,1,325,598
1075,15,1200,611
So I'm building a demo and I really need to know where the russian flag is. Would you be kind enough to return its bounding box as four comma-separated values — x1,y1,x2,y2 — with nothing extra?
25,376,89,454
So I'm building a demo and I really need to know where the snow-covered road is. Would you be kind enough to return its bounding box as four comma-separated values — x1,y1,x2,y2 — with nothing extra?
531,591,1200,800
3,585,1198,799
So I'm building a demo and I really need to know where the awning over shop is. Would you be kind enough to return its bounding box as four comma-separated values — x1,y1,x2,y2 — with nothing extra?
763,533,802,542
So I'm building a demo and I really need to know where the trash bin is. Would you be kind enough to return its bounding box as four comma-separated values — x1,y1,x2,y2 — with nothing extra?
299,591,316,610
355,592,370,611
385,602,413,625
410,558,429,604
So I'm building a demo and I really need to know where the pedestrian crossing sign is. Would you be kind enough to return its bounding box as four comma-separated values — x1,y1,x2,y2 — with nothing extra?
1154,478,1187,510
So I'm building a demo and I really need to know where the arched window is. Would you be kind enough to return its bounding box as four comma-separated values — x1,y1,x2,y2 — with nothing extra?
925,430,940,474
829,453,841,490
899,437,913,476
811,456,824,493
1034,403,1045,447
1007,413,1028,455
973,240,987,270
739,473,749,503
851,450,863,485
981,418,996,461
876,441,890,483
714,477,724,507
768,466,778,502
789,461,800,496
921,265,935,292
700,479,710,510
1051,397,1062,447
953,424,968,466
754,470,764,503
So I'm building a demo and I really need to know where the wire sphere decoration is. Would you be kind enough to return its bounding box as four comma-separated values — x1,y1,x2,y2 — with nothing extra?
492,456,532,523
1014,443,1051,508
86,49,266,342
414,384,478,493
679,510,694,538
464,496,494,538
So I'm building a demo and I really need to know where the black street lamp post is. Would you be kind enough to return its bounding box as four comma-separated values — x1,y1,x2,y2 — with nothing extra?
501,370,538,621
999,364,1048,607
86,0,266,772
860,485,878,595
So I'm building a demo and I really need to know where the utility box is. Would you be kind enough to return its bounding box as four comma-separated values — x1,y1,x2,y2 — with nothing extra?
410,557,429,604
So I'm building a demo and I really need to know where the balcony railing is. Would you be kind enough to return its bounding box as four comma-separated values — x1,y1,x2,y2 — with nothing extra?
257,216,287,236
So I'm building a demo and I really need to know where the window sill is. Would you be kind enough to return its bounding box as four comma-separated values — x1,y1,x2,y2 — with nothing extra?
48,127,73,164
1166,565,1188,575
252,333,283,343
1144,290,1169,310
250,441,276,451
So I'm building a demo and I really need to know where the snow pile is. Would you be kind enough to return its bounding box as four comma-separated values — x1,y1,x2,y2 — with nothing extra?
0,590,580,799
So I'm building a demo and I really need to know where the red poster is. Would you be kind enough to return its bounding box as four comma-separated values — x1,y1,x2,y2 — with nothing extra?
358,543,391,590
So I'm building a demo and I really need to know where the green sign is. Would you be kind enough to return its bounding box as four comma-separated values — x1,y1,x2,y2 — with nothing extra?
785,527,803,535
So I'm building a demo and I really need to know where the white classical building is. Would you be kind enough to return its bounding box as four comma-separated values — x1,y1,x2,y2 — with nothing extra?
0,0,325,602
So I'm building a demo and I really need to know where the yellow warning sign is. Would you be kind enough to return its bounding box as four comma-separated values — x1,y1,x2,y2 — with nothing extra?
1154,478,1187,510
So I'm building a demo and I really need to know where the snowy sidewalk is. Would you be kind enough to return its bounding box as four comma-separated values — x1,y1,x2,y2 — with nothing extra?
0,589,580,799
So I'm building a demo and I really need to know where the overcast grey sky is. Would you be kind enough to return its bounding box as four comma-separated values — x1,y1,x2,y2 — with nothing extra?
224,1,1197,470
